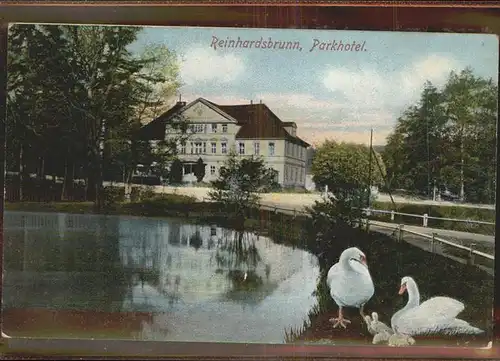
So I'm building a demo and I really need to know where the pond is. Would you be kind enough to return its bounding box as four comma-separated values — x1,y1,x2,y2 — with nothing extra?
2,211,319,343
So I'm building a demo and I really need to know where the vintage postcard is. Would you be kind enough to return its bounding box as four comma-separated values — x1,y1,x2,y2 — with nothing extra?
3,23,497,348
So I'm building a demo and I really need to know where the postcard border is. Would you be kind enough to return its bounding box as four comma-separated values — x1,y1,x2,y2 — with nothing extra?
0,2,498,359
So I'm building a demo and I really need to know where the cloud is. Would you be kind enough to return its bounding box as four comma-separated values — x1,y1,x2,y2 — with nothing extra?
322,54,462,112
316,54,463,144
300,129,391,147
254,92,343,111
182,54,462,146
179,46,245,85
397,54,462,104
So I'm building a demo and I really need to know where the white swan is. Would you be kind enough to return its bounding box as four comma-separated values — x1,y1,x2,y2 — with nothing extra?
327,247,374,328
391,276,484,336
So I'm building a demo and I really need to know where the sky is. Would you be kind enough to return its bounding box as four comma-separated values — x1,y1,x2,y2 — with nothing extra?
131,26,498,146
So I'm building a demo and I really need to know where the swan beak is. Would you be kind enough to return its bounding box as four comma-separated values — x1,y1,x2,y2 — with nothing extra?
361,256,367,266
398,284,407,295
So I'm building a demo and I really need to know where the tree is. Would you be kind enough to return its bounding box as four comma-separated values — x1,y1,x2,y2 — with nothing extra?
6,24,187,206
7,25,76,200
193,157,206,183
120,44,185,185
441,68,497,202
311,140,386,198
208,151,278,228
132,43,182,125
383,68,497,204
169,158,184,184
382,82,448,196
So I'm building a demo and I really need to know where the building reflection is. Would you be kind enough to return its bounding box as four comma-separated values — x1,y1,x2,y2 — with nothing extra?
118,219,297,310
3,211,308,314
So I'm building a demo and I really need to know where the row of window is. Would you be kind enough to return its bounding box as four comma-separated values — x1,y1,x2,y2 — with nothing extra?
179,141,276,156
285,141,305,160
189,123,228,134
284,165,305,184
238,141,275,156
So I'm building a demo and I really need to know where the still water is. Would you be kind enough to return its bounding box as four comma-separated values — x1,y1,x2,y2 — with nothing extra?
2,211,319,343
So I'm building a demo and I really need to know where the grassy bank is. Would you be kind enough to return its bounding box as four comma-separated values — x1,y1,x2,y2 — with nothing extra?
259,208,493,346
4,197,494,346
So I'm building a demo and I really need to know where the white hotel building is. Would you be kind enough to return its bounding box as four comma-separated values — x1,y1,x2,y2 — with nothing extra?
137,98,310,187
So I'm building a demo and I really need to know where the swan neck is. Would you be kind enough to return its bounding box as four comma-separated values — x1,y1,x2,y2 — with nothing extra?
406,279,420,308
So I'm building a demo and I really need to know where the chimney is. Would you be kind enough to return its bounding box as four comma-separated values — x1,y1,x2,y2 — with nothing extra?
177,94,186,106
259,99,262,104
250,100,253,105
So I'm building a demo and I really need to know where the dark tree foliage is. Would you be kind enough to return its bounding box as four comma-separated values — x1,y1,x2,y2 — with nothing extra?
193,157,206,183
6,24,184,208
168,158,184,184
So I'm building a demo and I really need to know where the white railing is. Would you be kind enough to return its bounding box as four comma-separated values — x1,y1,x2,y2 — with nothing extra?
368,221,494,264
256,202,495,229
363,208,495,228
253,202,495,266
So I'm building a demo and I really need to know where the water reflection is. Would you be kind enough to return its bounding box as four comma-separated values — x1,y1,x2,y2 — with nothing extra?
2,211,319,343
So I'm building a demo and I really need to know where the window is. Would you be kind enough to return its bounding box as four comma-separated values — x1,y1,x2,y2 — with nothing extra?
222,124,227,133
221,142,227,154
190,142,194,154
285,142,289,155
268,142,275,156
211,123,217,133
254,142,260,155
194,142,202,154
203,142,207,154
285,166,288,181
211,142,217,154
194,124,204,133
210,165,216,175
239,142,245,155
180,141,186,154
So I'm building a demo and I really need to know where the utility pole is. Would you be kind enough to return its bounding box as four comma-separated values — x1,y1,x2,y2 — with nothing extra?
367,128,373,209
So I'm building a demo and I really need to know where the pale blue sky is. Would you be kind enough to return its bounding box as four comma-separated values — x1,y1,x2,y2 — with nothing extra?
132,26,498,145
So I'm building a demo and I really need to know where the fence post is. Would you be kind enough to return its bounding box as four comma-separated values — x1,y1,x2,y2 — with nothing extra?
423,213,428,227
430,232,436,253
365,219,370,232
398,224,404,242
274,207,278,215
390,210,395,222
366,208,372,217
469,243,476,265
293,208,297,219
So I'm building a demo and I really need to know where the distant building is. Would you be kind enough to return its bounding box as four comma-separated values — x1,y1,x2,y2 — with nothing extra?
137,98,310,187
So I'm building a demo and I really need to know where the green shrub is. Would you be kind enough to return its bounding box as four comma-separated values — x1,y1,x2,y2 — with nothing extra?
102,186,125,208
154,193,197,204
129,193,198,217
130,187,142,202
142,186,156,199
130,186,156,202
